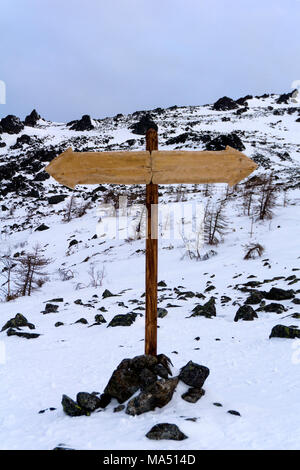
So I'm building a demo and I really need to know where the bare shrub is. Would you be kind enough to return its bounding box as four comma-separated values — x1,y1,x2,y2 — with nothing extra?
243,242,265,259
15,244,51,296
88,263,106,287
204,200,228,245
0,250,17,301
58,267,75,281
255,174,277,220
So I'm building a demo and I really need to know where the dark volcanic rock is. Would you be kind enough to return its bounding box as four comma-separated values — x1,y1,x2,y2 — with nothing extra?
146,423,187,441
42,303,59,314
69,115,94,131
205,133,245,151
6,328,40,339
179,361,210,388
1,313,35,331
126,377,178,416
108,313,137,327
102,289,115,298
276,90,296,104
35,223,49,232
181,387,205,403
0,115,24,134
262,303,286,314
48,194,67,205
213,96,239,111
61,395,86,417
265,287,294,301
24,109,41,127
245,290,265,304
76,392,102,412
94,314,106,324
104,358,141,403
236,95,253,106
130,114,157,135
269,324,300,339
234,305,258,322
190,297,216,318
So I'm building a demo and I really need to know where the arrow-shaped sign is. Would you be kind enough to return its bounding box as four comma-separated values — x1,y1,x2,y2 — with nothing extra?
45,146,257,188
44,129,257,357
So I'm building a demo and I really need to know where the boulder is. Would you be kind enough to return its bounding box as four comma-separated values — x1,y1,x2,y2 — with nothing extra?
181,387,205,403
76,392,102,412
104,358,141,403
42,303,59,314
179,361,210,388
265,287,294,301
107,313,137,327
157,308,168,318
94,314,106,324
130,114,157,135
245,290,265,304
24,109,41,127
261,303,286,314
126,377,178,416
69,115,94,131
0,115,24,134
61,395,86,417
234,305,258,322
48,195,67,205
6,328,40,339
269,324,300,339
35,223,49,232
212,96,239,111
1,313,35,331
146,423,187,441
205,133,245,151
190,297,216,318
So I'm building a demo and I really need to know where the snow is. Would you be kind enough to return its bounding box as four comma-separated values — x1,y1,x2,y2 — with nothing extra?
0,93,299,449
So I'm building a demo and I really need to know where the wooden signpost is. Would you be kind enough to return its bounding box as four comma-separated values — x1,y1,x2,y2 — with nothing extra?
45,128,257,356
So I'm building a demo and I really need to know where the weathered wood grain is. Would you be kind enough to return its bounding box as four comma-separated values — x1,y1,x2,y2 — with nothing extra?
151,146,257,186
45,148,152,188
145,129,158,357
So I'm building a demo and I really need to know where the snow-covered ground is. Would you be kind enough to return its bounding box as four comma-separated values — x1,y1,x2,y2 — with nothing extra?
0,92,299,449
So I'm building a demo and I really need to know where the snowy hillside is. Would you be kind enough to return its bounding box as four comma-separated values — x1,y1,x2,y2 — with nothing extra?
0,91,300,450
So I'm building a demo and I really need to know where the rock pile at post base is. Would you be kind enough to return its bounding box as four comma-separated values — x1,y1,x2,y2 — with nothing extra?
61,354,210,426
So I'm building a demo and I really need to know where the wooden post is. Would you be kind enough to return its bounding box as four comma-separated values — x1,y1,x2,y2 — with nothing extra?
145,128,158,356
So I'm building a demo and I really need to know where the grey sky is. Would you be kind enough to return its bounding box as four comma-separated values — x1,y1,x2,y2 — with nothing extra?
0,0,299,122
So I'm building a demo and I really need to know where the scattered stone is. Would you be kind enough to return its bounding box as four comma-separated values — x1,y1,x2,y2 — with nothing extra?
102,289,115,298
42,303,59,314
158,280,167,287
98,393,111,409
76,392,102,412
35,223,49,232
68,239,78,248
245,290,265,304
261,303,286,314
146,423,187,441
157,308,168,318
75,318,88,325
181,387,205,403
265,287,294,301
227,410,241,416
61,395,86,417
108,313,137,327
53,444,75,451
179,361,210,388
113,405,125,413
6,328,40,339
213,402,223,407
94,314,106,324
48,195,67,205
55,322,64,327
234,305,258,322
292,299,300,305
190,297,216,318
269,324,300,339
47,298,64,303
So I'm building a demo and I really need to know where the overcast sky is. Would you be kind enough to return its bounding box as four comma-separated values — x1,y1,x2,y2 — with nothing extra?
0,0,299,122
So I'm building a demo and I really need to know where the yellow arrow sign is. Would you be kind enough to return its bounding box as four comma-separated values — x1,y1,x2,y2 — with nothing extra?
45,146,257,188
